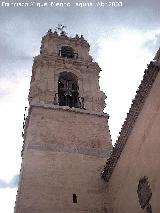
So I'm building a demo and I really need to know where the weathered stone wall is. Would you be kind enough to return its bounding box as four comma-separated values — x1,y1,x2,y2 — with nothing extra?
15,106,112,213
104,70,160,212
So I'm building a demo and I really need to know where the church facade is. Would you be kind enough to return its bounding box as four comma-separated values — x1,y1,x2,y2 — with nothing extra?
15,29,160,213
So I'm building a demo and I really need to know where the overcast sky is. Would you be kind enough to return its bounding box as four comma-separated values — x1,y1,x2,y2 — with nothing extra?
0,0,160,212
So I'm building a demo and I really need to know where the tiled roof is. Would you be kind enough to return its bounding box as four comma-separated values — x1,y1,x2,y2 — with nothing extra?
101,61,160,182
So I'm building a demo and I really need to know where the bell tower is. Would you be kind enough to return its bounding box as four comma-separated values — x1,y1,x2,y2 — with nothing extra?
15,28,112,213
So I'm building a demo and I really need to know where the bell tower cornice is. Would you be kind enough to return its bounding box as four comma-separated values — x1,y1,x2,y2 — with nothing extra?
32,54,101,74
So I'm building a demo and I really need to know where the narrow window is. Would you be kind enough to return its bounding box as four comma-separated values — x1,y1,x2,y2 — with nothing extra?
73,194,77,203
61,46,74,58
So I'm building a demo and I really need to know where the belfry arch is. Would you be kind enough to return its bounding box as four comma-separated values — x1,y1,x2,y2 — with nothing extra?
58,71,79,108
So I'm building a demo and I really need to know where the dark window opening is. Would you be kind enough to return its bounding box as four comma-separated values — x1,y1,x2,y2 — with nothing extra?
58,72,80,108
73,194,77,203
60,46,74,58
137,176,152,213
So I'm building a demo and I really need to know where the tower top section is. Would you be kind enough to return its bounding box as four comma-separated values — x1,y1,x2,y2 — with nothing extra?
40,28,91,62
29,28,106,113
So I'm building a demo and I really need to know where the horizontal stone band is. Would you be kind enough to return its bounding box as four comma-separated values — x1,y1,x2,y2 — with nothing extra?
27,143,110,158
30,103,109,118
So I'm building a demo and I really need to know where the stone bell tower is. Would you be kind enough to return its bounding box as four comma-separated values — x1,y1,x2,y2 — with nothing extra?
15,28,112,213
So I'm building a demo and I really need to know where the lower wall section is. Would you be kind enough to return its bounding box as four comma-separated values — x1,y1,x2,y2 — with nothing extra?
15,150,108,213
15,106,112,213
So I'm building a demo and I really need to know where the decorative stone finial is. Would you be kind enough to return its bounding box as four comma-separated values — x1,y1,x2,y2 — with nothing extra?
80,35,84,40
47,28,52,34
53,30,58,36
75,34,79,39
60,30,67,37
45,29,53,38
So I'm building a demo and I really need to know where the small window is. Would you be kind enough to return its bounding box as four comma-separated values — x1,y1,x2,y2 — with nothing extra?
60,46,74,58
73,194,77,203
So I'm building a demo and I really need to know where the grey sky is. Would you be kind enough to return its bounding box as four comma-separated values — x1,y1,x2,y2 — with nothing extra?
0,175,19,188
0,0,160,79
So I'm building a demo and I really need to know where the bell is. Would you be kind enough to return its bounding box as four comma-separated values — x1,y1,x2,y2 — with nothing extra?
64,90,72,96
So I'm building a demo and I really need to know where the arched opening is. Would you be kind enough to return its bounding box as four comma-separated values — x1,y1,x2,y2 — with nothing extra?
60,46,74,58
58,72,79,108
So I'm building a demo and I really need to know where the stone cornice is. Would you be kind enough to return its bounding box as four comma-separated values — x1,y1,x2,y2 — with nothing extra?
101,61,160,182
30,103,109,118
32,54,101,72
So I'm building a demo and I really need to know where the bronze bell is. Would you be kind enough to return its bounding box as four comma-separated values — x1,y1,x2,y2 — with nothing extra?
64,90,72,96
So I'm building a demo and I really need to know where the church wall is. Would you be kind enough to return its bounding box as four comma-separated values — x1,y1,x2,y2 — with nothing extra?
16,106,112,213
105,71,160,213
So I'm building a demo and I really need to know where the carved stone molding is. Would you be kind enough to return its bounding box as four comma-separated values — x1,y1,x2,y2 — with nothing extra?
30,103,109,118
